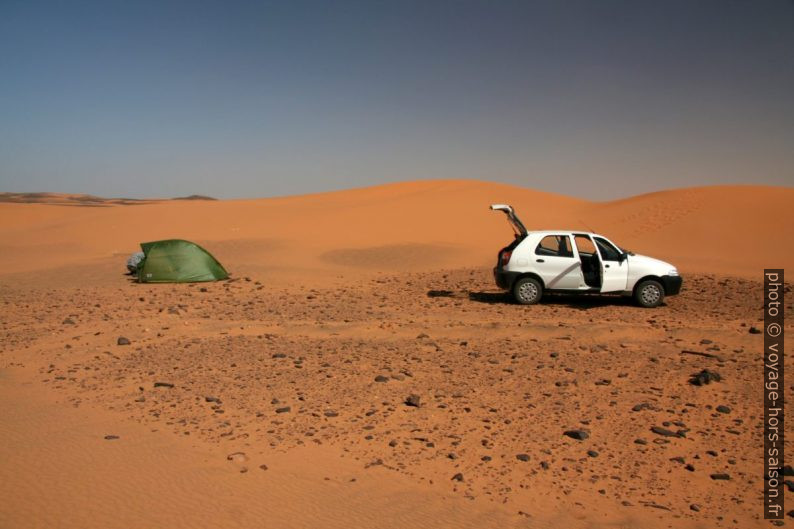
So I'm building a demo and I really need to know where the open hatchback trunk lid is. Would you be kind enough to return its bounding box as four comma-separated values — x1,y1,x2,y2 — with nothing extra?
490,204,527,237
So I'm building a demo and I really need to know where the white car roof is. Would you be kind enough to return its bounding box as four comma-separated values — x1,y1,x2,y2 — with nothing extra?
529,230,600,237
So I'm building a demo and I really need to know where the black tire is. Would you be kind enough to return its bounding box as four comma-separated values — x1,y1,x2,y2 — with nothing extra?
512,277,543,305
634,279,665,308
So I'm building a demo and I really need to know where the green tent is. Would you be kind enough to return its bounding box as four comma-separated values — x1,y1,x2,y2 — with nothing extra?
136,239,229,283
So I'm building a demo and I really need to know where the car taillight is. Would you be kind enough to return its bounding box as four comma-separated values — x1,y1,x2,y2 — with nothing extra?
500,250,512,266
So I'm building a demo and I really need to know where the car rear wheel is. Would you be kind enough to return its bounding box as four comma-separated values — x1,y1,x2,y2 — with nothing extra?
513,277,543,305
634,279,664,308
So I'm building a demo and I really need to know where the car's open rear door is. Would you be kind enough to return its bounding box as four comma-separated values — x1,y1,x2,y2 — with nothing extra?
490,204,528,237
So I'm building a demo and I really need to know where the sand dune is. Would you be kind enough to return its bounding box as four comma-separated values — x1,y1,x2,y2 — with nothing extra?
0,180,791,283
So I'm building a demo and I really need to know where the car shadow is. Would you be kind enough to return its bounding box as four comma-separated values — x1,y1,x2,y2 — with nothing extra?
466,290,642,308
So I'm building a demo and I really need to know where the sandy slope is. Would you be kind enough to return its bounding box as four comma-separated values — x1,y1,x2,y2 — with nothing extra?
1,180,791,283
0,180,792,529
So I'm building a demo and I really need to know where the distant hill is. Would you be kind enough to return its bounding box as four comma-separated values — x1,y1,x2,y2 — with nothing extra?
0,192,215,205
171,195,217,201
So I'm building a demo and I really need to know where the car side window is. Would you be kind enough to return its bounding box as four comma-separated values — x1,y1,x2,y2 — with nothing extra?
535,235,573,257
594,237,621,261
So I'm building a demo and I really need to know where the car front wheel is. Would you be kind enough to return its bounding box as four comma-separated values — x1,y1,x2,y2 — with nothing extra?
512,277,543,305
634,279,665,308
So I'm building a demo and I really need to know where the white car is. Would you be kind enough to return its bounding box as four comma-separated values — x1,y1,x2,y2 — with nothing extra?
490,204,682,307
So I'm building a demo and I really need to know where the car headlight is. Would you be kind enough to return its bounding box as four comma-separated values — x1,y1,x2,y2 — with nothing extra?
668,269,679,276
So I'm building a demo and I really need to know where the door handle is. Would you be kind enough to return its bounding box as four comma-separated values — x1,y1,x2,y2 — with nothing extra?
536,259,544,263
605,264,610,268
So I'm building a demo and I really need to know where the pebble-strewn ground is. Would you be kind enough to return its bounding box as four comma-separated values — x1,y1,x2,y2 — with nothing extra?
2,270,792,528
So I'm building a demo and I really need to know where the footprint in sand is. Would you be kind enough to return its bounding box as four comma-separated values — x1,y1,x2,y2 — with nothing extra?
227,451,249,473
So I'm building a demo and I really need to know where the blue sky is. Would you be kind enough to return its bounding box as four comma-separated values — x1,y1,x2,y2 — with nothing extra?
1,0,792,199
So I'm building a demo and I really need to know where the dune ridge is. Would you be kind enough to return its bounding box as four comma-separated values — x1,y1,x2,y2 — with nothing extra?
0,179,791,281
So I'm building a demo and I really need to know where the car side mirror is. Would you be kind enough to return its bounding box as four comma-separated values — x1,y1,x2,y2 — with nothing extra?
619,252,626,263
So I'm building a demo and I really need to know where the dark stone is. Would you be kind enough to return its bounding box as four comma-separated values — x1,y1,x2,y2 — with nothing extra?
388,439,398,447
117,336,131,346
651,426,680,437
451,473,464,482
272,353,287,359
153,382,174,388
632,403,651,412
259,464,268,471
634,438,647,445
481,455,492,462
690,504,700,512
275,406,291,413
205,396,221,403
690,369,721,386
323,410,338,417
749,326,762,334
710,473,730,480
587,450,599,458
516,454,530,462
104,435,119,440
563,429,589,441
374,375,389,383
716,405,731,414
62,318,76,325
405,394,421,407
540,461,549,470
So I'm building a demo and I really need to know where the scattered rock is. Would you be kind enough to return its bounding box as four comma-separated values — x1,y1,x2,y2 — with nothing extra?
587,450,599,458
451,472,464,482
62,318,75,325
323,410,339,417
374,375,389,383
689,369,721,386
117,336,131,346
563,429,589,441
749,326,762,334
405,394,421,407
259,464,268,471
690,504,701,512
153,382,174,388
710,473,730,480
205,396,221,403
275,406,291,413
651,426,684,438
104,435,119,440
516,454,530,462
716,405,731,414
